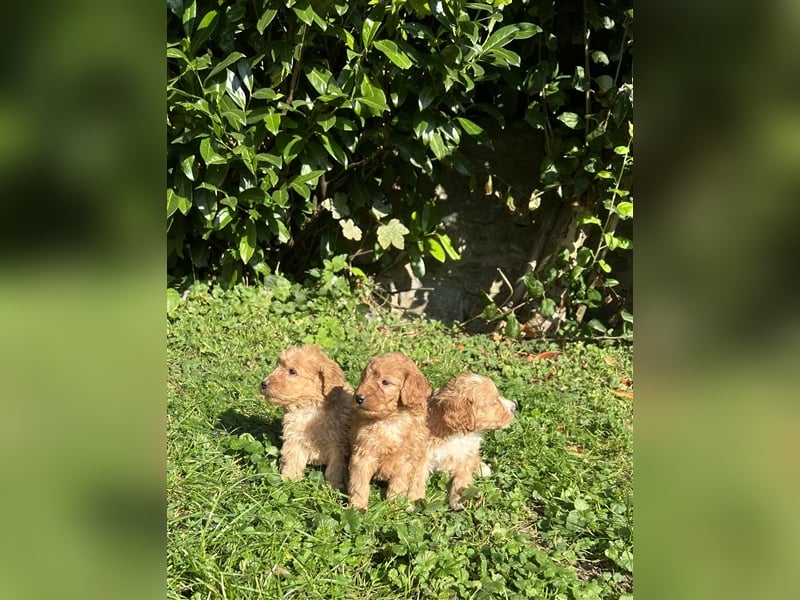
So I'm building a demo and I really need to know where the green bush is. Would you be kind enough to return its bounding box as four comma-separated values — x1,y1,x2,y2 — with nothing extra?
167,0,633,339
167,0,538,286
474,0,633,339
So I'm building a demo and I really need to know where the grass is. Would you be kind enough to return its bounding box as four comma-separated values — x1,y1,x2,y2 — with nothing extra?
167,276,633,599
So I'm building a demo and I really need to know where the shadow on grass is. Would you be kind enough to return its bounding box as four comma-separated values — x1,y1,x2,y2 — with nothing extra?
216,407,282,448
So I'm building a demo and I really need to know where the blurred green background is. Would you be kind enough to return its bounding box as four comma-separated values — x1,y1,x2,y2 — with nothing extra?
0,0,799,599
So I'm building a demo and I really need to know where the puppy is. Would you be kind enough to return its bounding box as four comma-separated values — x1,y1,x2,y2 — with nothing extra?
427,373,516,510
348,352,432,510
260,344,352,490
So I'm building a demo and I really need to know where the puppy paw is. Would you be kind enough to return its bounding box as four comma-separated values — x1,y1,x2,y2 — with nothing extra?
449,499,465,511
476,462,492,477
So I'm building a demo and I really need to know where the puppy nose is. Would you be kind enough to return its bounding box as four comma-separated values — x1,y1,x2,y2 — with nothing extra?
355,393,365,405
260,380,268,392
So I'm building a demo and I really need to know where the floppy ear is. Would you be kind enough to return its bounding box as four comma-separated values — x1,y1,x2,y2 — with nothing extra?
317,352,346,398
308,344,344,397
442,394,476,433
399,363,432,407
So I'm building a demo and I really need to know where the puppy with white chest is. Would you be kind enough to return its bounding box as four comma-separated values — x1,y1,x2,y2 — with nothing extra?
260,344,352,490
427,373,516,510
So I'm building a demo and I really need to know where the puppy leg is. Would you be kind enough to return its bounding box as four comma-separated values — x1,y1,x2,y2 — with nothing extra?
386,459,420,504
406,459,429,503
279,442,308,481
348,454,378,511
448,453,481,511
323,450,347,492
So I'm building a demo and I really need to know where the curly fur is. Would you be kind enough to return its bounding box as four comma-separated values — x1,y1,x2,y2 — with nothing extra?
348,352,432,510
427,373,516,509
260,344,352,490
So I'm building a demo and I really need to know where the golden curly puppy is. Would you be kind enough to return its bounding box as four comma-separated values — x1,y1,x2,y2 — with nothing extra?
348,352,432,510
427,373,516,510
260,344,352,490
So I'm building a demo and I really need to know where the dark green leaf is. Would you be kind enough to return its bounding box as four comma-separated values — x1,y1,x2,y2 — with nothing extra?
264,112,281,135
239,222,256,263
557,112,581,129
428,131,448,160
540,298,556,318
199,138,226,165
424,237,446,262
484,24,522,52
504,315,521,338
361,15,381,48
418,86,435,111
524,273,544,298
251,87,280,100
181,0,196,36
373,40,413,69
319,134,348,167
204,51,246,83
191,9,219,53
487,48,521,67
256,9,277,34
436,233,461,260
456,117,483,136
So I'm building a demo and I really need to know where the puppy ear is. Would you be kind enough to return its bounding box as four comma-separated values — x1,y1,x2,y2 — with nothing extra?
318,354,346,398
400,363,432,407
442,393,476,433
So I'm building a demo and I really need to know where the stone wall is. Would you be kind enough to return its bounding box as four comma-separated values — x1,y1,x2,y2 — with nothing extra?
376,120,550,329
375,119,633,333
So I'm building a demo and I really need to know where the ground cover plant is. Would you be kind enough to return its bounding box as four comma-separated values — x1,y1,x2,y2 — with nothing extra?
167,273,632,599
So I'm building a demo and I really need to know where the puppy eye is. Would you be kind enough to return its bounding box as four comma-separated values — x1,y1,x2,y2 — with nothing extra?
288,368,297,376
380,379,391,386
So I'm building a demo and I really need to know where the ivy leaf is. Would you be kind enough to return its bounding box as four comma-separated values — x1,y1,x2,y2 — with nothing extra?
377,218,410,250
540,297,557,318
340,219,362,241
616,201,633,219
504,315,521,339
373,40,413,69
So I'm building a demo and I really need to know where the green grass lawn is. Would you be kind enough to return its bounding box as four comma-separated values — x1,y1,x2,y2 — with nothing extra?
167,279,633,599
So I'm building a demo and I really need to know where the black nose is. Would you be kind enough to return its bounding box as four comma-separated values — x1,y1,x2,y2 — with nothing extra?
260,380,268,392
355,393,365,405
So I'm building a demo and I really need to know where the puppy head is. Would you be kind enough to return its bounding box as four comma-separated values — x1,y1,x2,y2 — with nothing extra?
260,344,347,408
431,373,516,434
354,352,432,418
